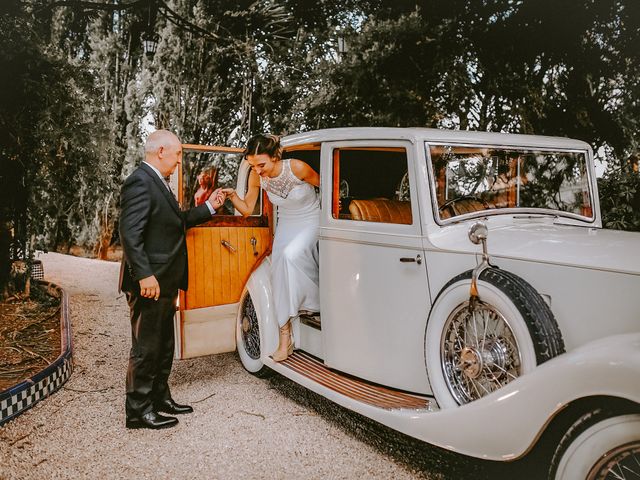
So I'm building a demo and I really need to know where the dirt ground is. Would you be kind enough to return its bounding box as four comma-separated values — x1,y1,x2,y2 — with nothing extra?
0,284,61,391
0,253,523,480
67,244,123,263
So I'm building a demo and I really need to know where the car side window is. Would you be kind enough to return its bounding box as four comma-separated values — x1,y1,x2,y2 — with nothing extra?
332,147,412,225
182,150,263,216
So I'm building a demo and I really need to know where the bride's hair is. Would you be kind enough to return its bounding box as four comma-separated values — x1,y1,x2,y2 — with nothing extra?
244,134,282,160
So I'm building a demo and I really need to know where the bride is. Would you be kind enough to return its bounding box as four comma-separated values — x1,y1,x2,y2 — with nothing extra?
222,134,320,362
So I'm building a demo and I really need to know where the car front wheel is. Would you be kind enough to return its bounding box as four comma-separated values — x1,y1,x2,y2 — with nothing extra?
425,268,564,408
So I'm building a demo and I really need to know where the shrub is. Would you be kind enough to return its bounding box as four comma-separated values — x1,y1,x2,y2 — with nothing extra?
598,168,640,232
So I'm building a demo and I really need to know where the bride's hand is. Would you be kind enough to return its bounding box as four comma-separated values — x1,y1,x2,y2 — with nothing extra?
221,188,237,198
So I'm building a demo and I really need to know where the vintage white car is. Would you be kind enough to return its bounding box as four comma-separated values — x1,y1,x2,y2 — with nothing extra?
172,128,640,479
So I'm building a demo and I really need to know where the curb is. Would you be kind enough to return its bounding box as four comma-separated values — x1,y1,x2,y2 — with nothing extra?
0,282,73,427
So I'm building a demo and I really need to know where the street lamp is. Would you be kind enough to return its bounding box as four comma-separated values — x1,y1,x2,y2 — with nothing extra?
141,30,159,58
44,0,217,58
141,0,159,59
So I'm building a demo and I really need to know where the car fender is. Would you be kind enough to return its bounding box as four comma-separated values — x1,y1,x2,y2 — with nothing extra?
407,333,640,460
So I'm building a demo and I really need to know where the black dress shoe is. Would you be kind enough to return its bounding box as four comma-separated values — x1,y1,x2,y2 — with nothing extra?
126,411,178,430
154,398,193,415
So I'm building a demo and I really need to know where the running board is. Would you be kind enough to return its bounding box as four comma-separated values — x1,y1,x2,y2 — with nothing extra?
273,351,432,411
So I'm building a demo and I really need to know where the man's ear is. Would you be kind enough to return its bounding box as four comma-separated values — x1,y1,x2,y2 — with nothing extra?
157,146,164,158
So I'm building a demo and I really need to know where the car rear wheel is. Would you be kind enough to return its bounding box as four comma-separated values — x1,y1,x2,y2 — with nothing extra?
236,291,271,378
550,411,640,480
425,268,564,408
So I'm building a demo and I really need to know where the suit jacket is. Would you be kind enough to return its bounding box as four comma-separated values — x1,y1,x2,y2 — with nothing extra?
118,162,212,295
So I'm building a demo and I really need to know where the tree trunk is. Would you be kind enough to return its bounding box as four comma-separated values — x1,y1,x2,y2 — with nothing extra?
0,222,11,298
94,193,114,260
95,220,112,260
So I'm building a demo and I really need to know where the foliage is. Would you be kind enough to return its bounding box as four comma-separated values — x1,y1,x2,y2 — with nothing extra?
295,0,639,229
0,0,103,294
598,168,640,231
1,0,639,293
45,2,152,259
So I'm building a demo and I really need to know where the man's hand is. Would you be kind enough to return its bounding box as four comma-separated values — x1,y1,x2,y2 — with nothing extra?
208,188,226,210
139,275,160,300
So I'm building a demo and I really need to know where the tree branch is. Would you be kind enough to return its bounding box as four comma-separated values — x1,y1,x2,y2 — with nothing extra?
37,0,149,13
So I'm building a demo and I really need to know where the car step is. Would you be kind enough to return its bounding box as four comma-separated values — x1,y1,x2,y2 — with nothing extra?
280,351,432,411
299,312,321,330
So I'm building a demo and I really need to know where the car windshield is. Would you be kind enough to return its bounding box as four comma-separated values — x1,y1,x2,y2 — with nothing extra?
428,144,593,221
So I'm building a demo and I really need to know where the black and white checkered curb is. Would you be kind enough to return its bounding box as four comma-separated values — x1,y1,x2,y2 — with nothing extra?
0,283,73,426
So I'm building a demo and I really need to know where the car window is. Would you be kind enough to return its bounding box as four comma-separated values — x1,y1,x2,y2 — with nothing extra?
332,147,412,225
183,150,262,216
428,144,593,220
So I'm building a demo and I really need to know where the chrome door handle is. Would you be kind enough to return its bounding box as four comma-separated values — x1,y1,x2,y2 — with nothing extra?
250,237,258,257
221,240,237,252
400,255,422,265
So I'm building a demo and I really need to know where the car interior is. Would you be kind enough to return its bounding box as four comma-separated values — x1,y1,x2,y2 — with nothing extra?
331,147,412,225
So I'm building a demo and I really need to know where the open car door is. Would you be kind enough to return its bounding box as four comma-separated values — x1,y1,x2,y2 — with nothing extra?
173,144,272,359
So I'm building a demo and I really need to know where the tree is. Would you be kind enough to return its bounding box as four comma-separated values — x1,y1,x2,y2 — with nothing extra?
43,1,152,259
0,0,102,294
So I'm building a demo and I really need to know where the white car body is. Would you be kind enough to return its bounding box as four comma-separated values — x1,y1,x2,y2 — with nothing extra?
176,128,640,475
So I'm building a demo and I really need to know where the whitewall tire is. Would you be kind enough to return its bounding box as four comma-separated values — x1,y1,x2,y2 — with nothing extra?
551,412,640,480
425,268,564,408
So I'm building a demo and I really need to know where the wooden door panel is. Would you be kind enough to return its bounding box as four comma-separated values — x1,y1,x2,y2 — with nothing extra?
185,226,270,310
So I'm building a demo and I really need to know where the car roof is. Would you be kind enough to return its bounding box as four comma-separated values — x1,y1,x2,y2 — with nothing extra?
282,127,591,151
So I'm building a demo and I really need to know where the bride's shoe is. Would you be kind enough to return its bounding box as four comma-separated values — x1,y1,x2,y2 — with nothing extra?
272,320,293,362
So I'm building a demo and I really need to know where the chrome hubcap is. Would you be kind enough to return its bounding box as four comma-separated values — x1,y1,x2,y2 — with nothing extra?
441,301,522,405
459,347,483,379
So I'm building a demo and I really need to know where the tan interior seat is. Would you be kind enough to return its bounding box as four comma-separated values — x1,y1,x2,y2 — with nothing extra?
439,197,489,219
348,199,412,224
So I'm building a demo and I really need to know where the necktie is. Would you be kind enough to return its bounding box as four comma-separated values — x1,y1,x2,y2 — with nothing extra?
163,176,174,193
163,176,177,200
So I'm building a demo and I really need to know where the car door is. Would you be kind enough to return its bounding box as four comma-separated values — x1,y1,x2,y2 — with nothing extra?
174,144,272,359
319,140,432,394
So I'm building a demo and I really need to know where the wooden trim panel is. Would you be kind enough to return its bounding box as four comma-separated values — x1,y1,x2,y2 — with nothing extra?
281,351,431,410
182,144,244,154
185,226,271,310
196,215,269,228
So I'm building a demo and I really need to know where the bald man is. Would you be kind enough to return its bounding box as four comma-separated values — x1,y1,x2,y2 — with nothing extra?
118,130,224,429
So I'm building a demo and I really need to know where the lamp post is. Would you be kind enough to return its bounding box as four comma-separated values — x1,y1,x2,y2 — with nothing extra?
141,0,159,59
44,0,217,59
141,30,159,58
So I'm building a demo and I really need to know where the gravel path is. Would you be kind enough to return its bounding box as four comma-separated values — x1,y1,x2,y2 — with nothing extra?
0,253,519,480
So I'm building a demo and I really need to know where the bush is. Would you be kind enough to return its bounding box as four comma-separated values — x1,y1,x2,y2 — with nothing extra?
598,169,640,232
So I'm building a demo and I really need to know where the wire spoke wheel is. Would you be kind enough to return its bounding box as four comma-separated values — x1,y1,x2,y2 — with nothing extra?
588,441,640,480
236,291,270,377
426,268,564,408
441,301,521,404
240,294,261,360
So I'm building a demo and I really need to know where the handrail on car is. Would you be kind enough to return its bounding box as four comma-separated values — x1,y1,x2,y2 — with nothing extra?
182,144,244,154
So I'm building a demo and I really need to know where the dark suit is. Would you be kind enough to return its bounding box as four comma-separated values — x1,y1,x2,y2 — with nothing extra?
118,162,212,418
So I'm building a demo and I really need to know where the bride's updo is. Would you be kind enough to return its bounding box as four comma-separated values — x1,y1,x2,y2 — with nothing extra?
244,134,282,161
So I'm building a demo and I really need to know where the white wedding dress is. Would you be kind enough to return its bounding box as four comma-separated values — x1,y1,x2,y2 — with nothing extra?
261,159,320,327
